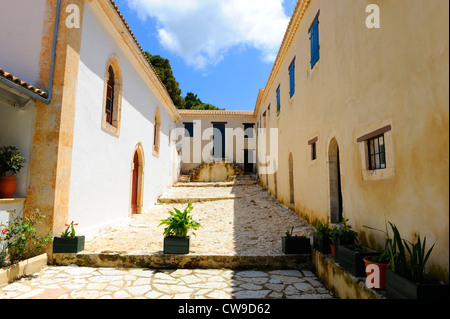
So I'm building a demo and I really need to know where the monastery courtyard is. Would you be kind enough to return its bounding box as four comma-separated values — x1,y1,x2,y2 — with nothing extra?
0,176,335,299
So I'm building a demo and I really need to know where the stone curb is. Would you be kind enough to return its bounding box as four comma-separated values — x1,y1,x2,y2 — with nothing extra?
52,251,312,270
0,253,48,286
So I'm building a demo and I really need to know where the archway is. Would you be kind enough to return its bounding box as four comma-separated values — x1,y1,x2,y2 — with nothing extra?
131,144,144,215
328,138,343,223
289,153,294,205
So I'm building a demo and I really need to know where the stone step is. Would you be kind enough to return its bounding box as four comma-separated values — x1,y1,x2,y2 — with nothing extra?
158,195,241,203
52,251,312,270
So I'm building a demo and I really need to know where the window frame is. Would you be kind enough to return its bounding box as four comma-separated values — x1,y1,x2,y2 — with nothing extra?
153,108,161,156
308,137,318,161
289,57,296,98
102,55,123,136
276,85,281,114
367,134,386,170
184,122,194,138
309,12,320,69
356,124,394,181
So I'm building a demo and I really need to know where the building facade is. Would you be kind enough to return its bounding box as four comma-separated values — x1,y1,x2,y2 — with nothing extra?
0,0,181,238
255,0,449,282
176,109,256,177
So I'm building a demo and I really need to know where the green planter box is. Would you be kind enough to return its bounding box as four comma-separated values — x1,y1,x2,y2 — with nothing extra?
386,269,450,299
282,236,311,254
53,236,85,253
163,236,190,254
338,245,379,277
335,237,355,263
313,233,331,254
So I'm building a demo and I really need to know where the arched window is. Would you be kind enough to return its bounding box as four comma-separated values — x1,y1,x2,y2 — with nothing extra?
105,66,115,125
102,55,123,136
153,108,161,156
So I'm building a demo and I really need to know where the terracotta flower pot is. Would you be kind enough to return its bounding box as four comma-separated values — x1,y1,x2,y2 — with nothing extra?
364,256,389,290
330,244,335,257
0,176,16,198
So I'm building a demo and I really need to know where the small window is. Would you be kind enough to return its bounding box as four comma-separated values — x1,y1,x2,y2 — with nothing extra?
276,86,281,113
153,108,161,155
244,123,255,139
308,137,318,161
184,122,194,137
102,55,123,136
105,66,115,125
311,142,317,160
309,13,320,69
367,135,386,170
289,58,295,98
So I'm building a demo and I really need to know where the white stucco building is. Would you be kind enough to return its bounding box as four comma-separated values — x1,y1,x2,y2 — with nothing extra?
0,0,181,238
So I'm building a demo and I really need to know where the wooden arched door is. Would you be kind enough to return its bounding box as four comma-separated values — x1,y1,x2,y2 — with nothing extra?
131,151,139,214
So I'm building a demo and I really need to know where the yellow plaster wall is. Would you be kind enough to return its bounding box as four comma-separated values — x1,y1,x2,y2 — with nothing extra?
25,0,84,238
257,0,449,282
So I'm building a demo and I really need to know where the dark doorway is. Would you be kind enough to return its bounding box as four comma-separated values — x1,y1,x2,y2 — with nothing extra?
328,138,343,223
213,123,226,159
244,149,254,173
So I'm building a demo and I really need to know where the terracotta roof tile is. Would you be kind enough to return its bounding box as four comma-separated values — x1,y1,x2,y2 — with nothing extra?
0,67,48,98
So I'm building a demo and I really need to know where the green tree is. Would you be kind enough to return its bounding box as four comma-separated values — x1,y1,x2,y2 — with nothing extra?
145,52,184,108
145,52,224,110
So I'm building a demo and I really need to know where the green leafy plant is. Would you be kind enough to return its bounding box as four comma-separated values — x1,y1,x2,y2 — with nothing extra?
3,209,52,265
285,227,294,238
338,219,359,244
364,220,395,265
60,221,79,238
313,220,330,237
0,146,25,177
329,226,340,245
158,203,201,238
364,220,436,283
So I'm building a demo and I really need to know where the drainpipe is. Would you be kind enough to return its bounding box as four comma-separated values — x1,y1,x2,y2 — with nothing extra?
0,0,62,104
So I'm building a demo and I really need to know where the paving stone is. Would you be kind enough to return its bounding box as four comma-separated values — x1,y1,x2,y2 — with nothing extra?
234,290,271,299
235,270,268,278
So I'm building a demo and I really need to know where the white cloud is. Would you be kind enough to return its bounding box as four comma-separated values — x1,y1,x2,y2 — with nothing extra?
125,0,290,70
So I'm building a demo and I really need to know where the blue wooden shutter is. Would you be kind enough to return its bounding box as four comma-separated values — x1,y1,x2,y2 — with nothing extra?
276,86,281,112
289,61,295,98
310,17,319,68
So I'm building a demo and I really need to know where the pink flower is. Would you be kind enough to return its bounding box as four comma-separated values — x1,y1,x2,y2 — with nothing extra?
1,228,7,235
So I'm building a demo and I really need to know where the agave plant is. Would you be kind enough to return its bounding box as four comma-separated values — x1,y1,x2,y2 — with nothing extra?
364,220,436,284
158,203,201,238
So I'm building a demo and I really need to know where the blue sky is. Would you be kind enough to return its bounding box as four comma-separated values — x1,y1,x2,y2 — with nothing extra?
114,0,298,111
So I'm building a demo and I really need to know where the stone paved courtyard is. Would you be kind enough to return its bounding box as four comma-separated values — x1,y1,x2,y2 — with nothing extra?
84,178,315,256
0,266,334,299
0,177,335,299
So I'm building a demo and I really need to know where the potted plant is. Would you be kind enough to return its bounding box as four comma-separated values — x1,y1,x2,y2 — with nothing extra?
312,220,331,254
158,203,201,254
339,244,380,277
329,226,339,257
362,221,395,290
53,221,85,253
0,146,25,198
384,222,449,299
282,227,311,254
334,219,358,262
